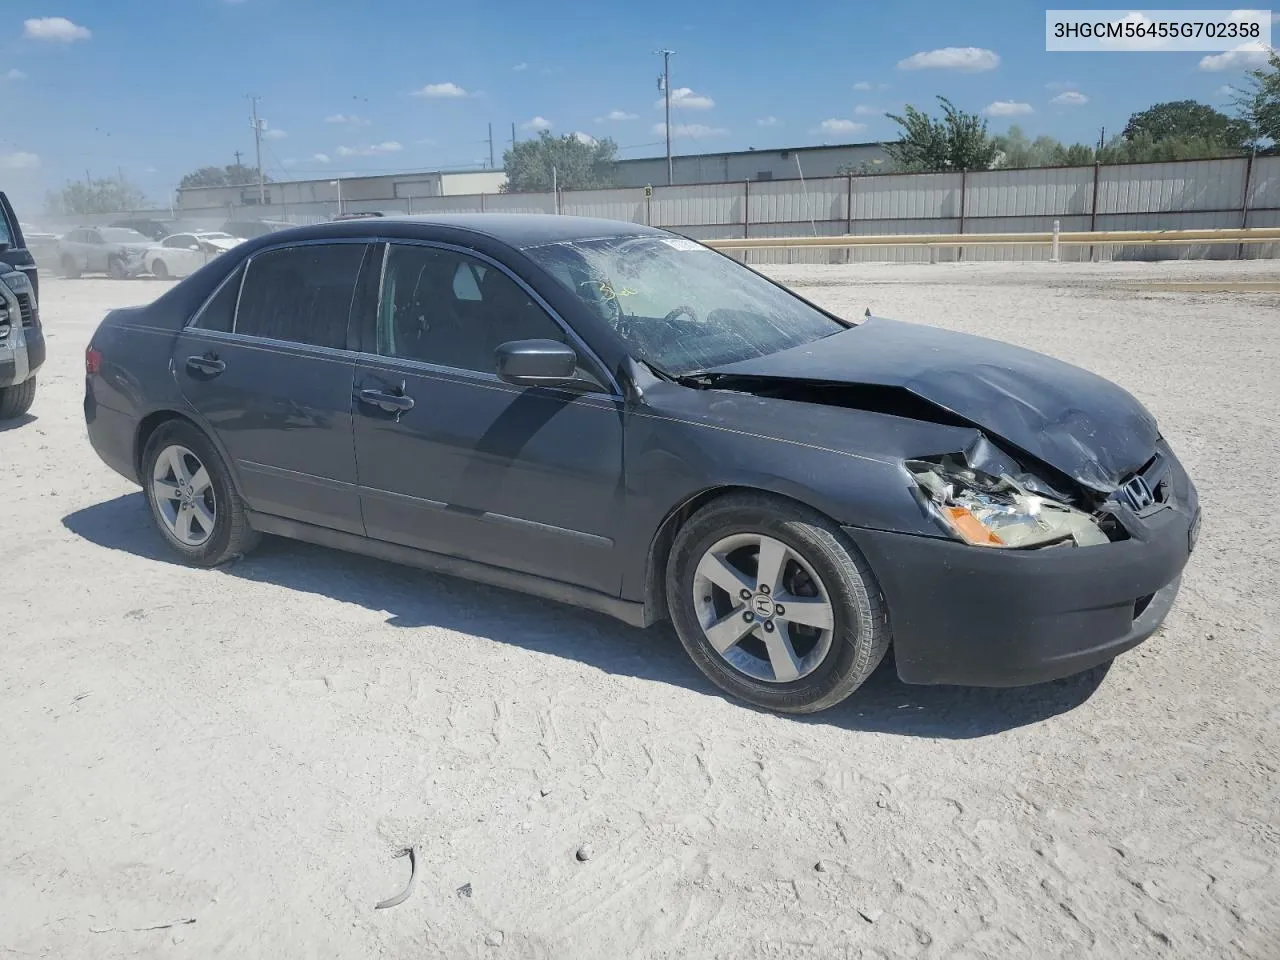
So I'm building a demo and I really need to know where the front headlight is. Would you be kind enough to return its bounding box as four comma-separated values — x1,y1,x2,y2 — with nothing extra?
907,455,1109,549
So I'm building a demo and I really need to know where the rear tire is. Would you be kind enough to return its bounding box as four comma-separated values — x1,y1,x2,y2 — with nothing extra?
152,259,170,280
666,492,891,714
0,376,36,419
60,256,81,279
141,420,259,566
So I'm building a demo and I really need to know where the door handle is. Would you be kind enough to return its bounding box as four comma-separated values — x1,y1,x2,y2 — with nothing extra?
186,354,226,376
358,388,415,414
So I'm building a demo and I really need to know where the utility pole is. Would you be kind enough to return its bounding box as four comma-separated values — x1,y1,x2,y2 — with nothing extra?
656,49,675,185
488,122,495,169
249,96,266,204
511,121,517,149
233,149,243,167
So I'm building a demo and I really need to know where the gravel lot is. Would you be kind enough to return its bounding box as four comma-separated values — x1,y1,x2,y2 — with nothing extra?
2,260,1278,960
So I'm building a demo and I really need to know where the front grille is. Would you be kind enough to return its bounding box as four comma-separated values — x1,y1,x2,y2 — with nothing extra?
16,292,33,327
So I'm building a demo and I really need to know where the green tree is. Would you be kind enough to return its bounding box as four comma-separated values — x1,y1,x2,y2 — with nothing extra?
501,131,618,193
1230,49,1280,151
884,96,999,172
1097,131,1243,163
179,163,270,189
1122,100,1251,152
45,176,148,216
991,127,1099,168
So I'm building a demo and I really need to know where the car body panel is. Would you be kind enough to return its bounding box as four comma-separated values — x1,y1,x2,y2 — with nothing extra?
57,227,150,276
0,192,39,300
706,316,1161,493
0,270,44,389
146,232,244,279
81,214,1199,690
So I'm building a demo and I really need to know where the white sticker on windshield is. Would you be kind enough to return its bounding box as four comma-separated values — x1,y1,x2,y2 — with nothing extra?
660,237,706,252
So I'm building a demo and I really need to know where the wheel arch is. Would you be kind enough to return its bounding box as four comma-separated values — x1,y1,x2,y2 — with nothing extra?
641,483,845,627
133,407,242,494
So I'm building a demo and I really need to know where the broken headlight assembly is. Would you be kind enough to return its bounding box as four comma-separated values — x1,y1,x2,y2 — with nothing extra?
906,455,1110,549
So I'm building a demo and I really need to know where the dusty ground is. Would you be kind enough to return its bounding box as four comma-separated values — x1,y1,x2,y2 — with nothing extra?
2,260,1278,960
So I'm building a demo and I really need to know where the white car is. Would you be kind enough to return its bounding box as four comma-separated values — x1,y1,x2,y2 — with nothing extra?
146,232,245,280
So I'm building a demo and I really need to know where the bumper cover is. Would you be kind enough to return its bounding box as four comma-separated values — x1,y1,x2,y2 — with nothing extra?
844,468,1199,687
1,319,43,389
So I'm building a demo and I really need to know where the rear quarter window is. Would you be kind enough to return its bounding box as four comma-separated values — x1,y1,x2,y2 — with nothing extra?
189,265,243,333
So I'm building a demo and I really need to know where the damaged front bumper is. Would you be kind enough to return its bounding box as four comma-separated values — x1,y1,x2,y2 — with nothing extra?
843,447,1200,688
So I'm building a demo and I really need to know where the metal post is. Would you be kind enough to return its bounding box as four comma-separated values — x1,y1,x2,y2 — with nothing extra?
743,180,750,238
480,192,486,212
1089,161,1101,262
1050,219,1060,262
336,178,343,216
657,49,675,186
1237,150,1255,260
552,166,559,213
957,167,967,262
249,96,266,205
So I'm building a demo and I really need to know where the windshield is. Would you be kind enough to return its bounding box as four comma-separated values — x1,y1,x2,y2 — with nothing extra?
523,235,847,376
101,228,151,243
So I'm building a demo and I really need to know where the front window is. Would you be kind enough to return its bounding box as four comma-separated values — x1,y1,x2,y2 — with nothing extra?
522,235,847,377
100,228,151,244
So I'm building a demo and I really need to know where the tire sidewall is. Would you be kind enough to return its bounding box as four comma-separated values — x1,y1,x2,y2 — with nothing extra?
142,422,238,566
667,500,879,713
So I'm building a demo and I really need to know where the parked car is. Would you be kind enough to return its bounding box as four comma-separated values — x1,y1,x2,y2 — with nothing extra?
1,191,39,300
0,266,44,419
18,222,59,267
82,215,1201,714
220,218,295,239
57,226,153,278
145,231,246,280
108,218,181,241
332,211,386,221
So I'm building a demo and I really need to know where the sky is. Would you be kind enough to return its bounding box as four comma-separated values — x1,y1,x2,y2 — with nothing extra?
1,0,1275,209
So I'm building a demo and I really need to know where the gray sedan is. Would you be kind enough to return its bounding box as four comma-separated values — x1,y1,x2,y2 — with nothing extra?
82,215,1200,714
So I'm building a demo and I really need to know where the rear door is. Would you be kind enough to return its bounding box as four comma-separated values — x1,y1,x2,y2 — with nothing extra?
169,240,373,534
0,192,37,299
350,241,626,595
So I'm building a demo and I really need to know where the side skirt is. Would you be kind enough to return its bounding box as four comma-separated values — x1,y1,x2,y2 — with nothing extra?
245,509,652,629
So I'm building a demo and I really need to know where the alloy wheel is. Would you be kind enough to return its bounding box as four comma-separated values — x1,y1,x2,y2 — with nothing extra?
691,533,836,683
151,444,217,547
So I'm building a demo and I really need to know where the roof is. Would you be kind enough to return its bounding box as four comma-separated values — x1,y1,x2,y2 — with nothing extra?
295,213,665,249
617,140,890,165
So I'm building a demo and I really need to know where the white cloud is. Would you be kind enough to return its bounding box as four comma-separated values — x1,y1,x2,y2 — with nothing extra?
652,122,728,139
757,116,780,127
512,62,528,71
523,116,552,130
853,81,873,91
262,127,287,141
853,105,880,116
573,131,597,146
4,69,28,81
984,100,1034,116
1229,8,1273,24
897,46,1000,71
1199,41,1273,70
336,141,403,156
596,109,637,122
325,113,370,126
656,87,715,110
23,17,91,42
815,118,867,134
413,82,468,98
1050,90,1088,106
0,152,40,170
312,153,331,163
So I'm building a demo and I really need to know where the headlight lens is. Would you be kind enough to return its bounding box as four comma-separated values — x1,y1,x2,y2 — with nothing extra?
907,455,1109,549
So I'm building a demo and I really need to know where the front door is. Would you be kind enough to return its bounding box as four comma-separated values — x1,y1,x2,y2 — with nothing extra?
170,241,373,535
351,242,625,596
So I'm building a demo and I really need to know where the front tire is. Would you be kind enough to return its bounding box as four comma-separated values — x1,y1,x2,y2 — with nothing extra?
0,376,36,419
107,257,129,280
666,492,891,714
141,420,259,566
151,259,170,280
60,255,81,279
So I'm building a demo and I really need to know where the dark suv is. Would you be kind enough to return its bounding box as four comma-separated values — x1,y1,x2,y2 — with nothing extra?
0,190,39,300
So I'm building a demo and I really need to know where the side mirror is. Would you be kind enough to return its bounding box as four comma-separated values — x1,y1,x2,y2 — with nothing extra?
495,339,582,387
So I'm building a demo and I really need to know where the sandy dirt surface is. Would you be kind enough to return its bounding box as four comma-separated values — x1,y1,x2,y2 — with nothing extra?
2,260,1278,959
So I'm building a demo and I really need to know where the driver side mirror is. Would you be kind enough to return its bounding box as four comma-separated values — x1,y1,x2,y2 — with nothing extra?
495,339,599,390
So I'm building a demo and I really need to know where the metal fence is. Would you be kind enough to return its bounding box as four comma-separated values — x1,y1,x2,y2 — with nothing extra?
62,155,1280,264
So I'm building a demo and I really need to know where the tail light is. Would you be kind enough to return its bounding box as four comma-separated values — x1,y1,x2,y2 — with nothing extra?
85,345,102,375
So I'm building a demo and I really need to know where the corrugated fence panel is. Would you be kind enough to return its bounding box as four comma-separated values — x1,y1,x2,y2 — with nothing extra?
1097,159,1247,215
559,188,646,223
1095,209,1242,260
852,172,962,220
748,177,847,226
961,215,1093,262
1248,155,1280,209
965,166,1093,217
742,220,848,266
650,182,743,227
482,193,558,214
408,194,486,214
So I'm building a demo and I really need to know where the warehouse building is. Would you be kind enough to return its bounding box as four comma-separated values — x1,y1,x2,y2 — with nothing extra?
612,141,892,187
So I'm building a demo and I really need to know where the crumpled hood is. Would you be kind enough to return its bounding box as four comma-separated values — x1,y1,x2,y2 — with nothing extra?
705,316,1160,492
206,237,242,252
